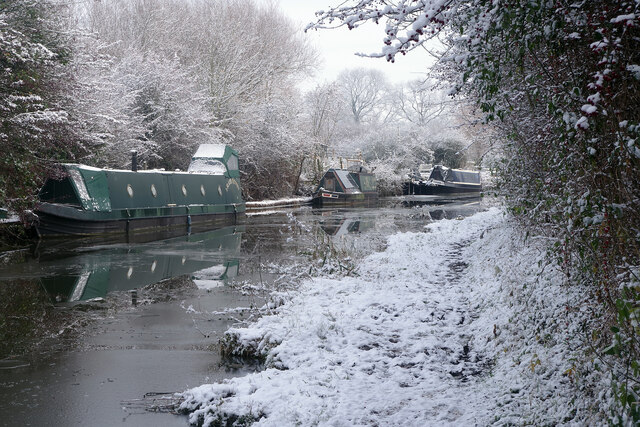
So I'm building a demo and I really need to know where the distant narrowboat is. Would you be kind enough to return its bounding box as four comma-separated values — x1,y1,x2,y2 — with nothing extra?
32,144,245,236
403,165,482,195
312,167,377,207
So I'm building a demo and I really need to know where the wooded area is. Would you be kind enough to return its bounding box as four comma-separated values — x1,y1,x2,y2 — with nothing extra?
0,0,476,206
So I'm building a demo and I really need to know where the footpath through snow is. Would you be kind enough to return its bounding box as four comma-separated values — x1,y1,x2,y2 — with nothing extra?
180,207,609,426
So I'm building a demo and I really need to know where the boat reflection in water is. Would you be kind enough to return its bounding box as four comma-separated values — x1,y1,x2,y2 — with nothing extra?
35,225,243,303
398,195,483,219
318,215,375,237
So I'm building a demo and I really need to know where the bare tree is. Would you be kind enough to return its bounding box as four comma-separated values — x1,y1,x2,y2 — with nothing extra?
180,0,317,122
394,79,448,127
305,82,344,145
337,68,388,124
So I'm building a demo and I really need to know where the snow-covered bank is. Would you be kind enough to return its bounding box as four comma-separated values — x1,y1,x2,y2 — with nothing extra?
246,197,312,211
180,208,609,426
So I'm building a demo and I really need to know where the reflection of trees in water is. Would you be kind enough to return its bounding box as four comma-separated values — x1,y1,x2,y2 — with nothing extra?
0,279,71,359
0,274,200,360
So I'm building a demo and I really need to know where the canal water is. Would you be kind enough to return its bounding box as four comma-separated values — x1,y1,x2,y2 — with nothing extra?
0,196,486,426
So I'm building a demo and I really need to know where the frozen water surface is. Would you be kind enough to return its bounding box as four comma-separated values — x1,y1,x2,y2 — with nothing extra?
0,196,486,426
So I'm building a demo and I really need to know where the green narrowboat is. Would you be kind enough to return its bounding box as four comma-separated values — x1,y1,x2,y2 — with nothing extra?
33,144,245,237
312,167,378,207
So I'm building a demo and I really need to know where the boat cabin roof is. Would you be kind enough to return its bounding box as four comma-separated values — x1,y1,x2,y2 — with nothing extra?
188,144,239,176
192,144,227,159
316,168,377,194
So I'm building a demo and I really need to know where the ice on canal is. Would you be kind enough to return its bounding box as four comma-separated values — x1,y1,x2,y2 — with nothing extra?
180,207,605,426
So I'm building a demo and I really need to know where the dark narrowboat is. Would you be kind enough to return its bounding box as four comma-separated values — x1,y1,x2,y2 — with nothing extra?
32,144,245,237
312,167,377,207
403,165,482,195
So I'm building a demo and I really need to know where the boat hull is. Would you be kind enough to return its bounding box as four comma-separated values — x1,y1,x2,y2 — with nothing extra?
403,181,482,195
34,202,245,237
311,191,378,208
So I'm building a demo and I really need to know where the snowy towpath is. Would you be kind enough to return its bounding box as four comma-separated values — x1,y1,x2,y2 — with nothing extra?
179,208,510,426
179,207,600,425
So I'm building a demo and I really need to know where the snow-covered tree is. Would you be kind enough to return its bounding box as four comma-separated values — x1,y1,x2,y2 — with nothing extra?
232,90,308,200
73,0,316,178
179,0,316,123
0,0,80,212
305,82,345,146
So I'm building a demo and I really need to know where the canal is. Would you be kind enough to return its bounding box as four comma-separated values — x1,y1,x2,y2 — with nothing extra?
0,197,486,426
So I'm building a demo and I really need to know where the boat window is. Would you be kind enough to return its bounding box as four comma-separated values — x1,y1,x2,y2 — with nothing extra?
38,177,82,207
188,159,227,174
227,154,238,171
127,184,134,198
68,169,91,203
324,177,336,191
358,174,377,192
428,167,446,181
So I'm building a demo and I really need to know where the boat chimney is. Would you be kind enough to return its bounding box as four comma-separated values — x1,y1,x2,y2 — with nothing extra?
130,150,138,172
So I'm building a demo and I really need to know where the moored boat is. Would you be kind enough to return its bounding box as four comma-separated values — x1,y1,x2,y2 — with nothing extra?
312,167,377,207
403,165,482,195
32,144,245,237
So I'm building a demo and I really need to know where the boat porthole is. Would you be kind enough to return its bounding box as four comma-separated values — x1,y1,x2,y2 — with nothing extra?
200,184,206,196
217,185,223,196
150,184,157,197
127,184,134,198
182,184,187,196
151,260,157,272
127,267,133,279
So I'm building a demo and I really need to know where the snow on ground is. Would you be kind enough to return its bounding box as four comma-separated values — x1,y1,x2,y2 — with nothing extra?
0,214,19,224
179,207,609,426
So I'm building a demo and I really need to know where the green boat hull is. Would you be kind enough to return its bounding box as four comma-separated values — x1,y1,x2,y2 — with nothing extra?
35,202,244,236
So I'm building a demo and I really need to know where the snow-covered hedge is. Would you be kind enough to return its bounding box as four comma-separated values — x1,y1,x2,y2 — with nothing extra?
311,1,640,421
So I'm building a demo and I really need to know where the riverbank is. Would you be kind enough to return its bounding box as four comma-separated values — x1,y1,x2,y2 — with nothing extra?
245,197,312,211
180,207,611,425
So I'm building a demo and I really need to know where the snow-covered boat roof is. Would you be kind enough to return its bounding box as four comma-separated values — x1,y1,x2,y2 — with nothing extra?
63,163,196,175
192,144,227,159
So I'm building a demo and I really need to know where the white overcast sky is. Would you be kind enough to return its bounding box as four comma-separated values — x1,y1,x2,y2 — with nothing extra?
267,0,435,90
